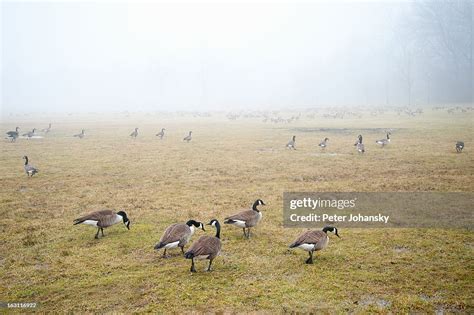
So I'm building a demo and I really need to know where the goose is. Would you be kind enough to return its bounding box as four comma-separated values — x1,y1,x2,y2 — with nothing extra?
73,210,131,239
154,220,206,258
22,156,38,177
6,127,20,142
354,134,365,153
73,129,85,139
318,137,329,149
130,128,139,139
376,132,391,147
286,136,296,150
456,141,464,153
184,219,221,272
289,226,340,264
41,123,51,133
22,128,36,139
156,128,165,139
183,131,192,142
224,199,265,238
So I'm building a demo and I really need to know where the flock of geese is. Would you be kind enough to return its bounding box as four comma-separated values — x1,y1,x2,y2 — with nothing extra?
72,199,340,272
4,120,467,272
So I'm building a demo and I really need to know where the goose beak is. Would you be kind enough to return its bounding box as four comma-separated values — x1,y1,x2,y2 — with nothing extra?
336,232,340,238
201,224,206,231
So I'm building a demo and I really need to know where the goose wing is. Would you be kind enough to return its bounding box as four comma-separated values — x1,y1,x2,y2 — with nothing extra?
224,209,257,223
289,230,326,248
73,210,115,225
186,236,221,257
159,223,189,245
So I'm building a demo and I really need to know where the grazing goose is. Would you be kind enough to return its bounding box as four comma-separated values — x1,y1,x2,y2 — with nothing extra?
456,141,464,153
318,137,329,149
156,128,165,139
41,123,52,133
73,129,85,139
22,128,36,139
183,131,192,142
130,128,139,139
376,132,391,147
154,220,206,257
286,136,296,150
73,210,131,239
224,199,265,238
289,226,340,264
6,127,20,142
22,156,38,177
354,134,365,153
185,219,221,272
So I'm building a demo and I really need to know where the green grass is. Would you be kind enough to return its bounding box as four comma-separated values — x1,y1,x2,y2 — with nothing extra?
0,109,473,312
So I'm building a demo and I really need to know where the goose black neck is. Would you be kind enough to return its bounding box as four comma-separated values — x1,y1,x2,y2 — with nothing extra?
252,201,260,211
24,156,28,165
214,221,221,239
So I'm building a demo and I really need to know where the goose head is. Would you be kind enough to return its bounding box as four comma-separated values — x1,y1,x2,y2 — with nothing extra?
117,211,131,230
186,219,206,231
323,226,340,238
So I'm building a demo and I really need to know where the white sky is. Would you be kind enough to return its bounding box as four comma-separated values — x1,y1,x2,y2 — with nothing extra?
1,1,401,113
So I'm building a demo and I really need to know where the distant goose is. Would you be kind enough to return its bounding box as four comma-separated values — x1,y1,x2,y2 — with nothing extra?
154,220,206,257
185,219,221,272
354,134,365,153
22,128,36,139
286,136,296,150
224,199,265,238
73,129,85,139
289,226,340,264
456,141,464,153
156,128,166,139
183,131,192,142
318,137,329,149
6,127,20,142
130,128,139,139
376,132,391,147
22,156,38,177
73,210,131,239
41,123,52,133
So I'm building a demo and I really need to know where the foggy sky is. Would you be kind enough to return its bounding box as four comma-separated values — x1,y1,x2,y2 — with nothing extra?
1,1,471,114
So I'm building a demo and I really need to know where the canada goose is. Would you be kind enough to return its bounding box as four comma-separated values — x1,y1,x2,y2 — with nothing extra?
224,199,265,238
22,128,36,139
376,132,391,147
354,135,365,153
22,156,38,177
154,220,206,258
286,136,296,150
289,226,340,264
184,219,221,272
6,127,20,142
73,210,131,239
318,137,329,149
41,123,51,133
456,141,464,153
156,128,165,139
130,128,139,139
183,131,192,142
73,129,85,139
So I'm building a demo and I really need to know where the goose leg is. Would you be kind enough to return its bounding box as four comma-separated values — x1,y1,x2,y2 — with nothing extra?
247,228,251,239
207,259,214,272
190,258,196,273
163,249,167,258
306,251,314,264
242,228,247,238
95,228,100,239
101,228,104,237
180,246,185,254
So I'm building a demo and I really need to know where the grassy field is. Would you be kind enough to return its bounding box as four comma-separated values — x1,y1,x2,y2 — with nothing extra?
1,108,473,313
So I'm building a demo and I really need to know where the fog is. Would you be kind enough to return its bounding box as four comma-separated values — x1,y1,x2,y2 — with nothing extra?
1,0,472,114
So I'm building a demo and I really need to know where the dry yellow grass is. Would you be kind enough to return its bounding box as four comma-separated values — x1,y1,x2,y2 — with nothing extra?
0,109,473,312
